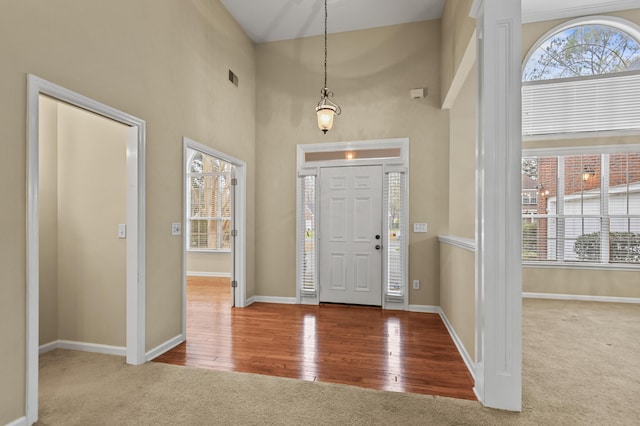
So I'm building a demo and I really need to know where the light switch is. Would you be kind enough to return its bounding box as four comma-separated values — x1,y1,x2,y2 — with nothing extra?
118,224,127,239
171,222,182,236
413,223,427,233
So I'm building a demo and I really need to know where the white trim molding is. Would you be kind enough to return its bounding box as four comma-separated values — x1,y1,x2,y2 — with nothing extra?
407,305,440,314
473,0,523,412
522,2,640,25
186,271,232,278
252,296,298,305
146,334,185,361
38,341,58,355
408,305,476,380
523,292,640,304
57,340,126,356
37,340,127,357
439,309,476,381
5,417,28,426
438,235,477,252
26,74,146,425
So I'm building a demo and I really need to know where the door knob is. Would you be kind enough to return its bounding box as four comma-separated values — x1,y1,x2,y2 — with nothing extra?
375,245,381,250
375,235,381,240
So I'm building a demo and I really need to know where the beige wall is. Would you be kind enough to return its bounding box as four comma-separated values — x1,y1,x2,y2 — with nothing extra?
440,56,477,363
0,0,256,422
39,96,59,345
524,267,640,298
440,0,475,105
56,102,128,346
521,9,640,298
440,244,475,361
187,251,231,275
448,65,476,239
524,134,640,151
255,20,449,305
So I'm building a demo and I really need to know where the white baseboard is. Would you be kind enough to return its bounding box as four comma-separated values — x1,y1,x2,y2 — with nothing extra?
252,296,297,304
5,416,27,426
407,305,475,380
186,271,231,278
39,340,59,355
146,334,185,361
56,340,126,356
438,309,476,381
39,340,126,357
244,296,255,306
523,292,640,304
407,304,440,313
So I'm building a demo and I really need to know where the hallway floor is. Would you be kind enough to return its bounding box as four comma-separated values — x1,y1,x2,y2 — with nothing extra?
153,276,475,400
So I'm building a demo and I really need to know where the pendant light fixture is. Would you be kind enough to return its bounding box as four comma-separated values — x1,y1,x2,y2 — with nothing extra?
316,0,341,134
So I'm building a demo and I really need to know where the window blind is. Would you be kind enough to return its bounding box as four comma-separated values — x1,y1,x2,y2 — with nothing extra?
300,175,317,294
522,71,640,137
385,172,406,296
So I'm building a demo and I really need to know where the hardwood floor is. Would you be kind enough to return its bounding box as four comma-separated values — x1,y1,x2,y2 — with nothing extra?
153,276,476,400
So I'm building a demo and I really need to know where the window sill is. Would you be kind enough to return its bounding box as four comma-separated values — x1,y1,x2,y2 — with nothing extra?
523,261,640,272
187,249,232,254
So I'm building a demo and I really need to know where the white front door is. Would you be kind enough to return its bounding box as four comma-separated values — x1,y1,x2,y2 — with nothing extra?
319,165,383,306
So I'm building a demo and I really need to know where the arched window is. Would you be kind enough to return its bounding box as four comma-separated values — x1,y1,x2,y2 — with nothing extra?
522,17,640,137
524,22,640,81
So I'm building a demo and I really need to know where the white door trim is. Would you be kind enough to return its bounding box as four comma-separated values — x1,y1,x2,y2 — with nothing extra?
26,74,146,424
182,138,248,325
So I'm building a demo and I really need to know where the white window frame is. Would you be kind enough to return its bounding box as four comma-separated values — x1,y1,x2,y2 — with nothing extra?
523,144,640,271
296,138,410,310
185,149,233,253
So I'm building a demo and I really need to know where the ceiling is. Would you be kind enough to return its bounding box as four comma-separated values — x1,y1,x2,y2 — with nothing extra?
220,0,640,44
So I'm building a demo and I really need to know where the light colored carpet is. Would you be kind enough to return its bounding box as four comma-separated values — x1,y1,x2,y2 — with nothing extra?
37,299,640,425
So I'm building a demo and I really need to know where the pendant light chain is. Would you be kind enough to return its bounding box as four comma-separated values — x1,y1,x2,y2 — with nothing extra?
323,0,328,89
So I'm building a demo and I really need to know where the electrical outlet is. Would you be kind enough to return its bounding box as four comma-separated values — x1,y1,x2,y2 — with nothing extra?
171,223,182,236
413,223,427,233
413,280,420,290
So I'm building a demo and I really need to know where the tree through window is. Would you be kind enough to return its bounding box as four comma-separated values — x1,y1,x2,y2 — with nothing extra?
524,24,640,81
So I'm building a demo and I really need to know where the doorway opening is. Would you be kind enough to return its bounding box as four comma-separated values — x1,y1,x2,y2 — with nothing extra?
180,138,247,339
26,75,146,424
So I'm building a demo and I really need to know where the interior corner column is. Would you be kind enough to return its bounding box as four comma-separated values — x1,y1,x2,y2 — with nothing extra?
473,0,523,411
